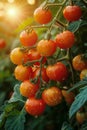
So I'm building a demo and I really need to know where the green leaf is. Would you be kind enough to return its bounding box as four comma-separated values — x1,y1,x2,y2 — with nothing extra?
69,86,87,118
61,122,73,130
67,21,82,33
5,109,26,130
9,84,25,103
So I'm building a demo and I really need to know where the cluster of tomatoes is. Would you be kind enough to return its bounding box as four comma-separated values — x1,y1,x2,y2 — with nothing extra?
10,3,83,116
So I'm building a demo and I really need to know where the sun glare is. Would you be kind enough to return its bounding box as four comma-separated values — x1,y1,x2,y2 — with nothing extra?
7,7,19,17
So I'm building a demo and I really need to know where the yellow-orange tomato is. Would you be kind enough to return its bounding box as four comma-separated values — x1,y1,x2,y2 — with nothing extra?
72,55,87,71
34,7,52,24
14,65,32,81
42,87,62,106
20,80,39,98
37,40,56,57
76,111,86,124
80,69,87,80
62,90,75,104
20,30,38,46
10,47,25,65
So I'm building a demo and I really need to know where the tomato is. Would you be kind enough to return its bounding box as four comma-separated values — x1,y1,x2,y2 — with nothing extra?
34,7,52,24
63,5,82,21
56,31,75,49
42,87,62,106
25,98,46,116
14,65,32,81
46,62,68,82
10,47,26,65
20,80,39,98
37,40,56,57
0,38,6,49
20,30,38,46
72,55,87,71
80,69,87,80
62,90,75,104
33,67,49,83
76,111,86,124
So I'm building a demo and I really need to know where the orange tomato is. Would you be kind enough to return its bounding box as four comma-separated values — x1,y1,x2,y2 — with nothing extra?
34,7,52,24
80,69,87,80
72,55,87,71
20,80,39,98
14,65,32,81
42,87,62,106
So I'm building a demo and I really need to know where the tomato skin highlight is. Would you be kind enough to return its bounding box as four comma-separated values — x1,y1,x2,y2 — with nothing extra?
25,98,46,116
20,80,39,98
56,31,75,49
34,7,52,24
20,30,38,46
63,5,82,21
42,87,62,106
46,62,68,82
37,40,56,57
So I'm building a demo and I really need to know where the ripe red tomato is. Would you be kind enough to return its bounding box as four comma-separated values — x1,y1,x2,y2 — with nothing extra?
0,39,6,49
46,62,68,82
72,55,87,71
20,80,39,98
34,7,52,24
37,40,56,57
20,30,38,46
33,67,49,83
25,98,46,116
14,65,32,81
56,31,75,49
42,87,62,106
63,5,82,21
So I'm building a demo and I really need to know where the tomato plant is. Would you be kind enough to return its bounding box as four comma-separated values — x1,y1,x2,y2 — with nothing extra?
0,0,87,130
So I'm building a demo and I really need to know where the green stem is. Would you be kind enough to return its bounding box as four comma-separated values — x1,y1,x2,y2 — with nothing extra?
48,0,67,33
55,20,67,28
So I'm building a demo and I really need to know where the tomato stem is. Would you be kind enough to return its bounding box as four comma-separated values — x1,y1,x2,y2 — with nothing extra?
55,20,67,28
